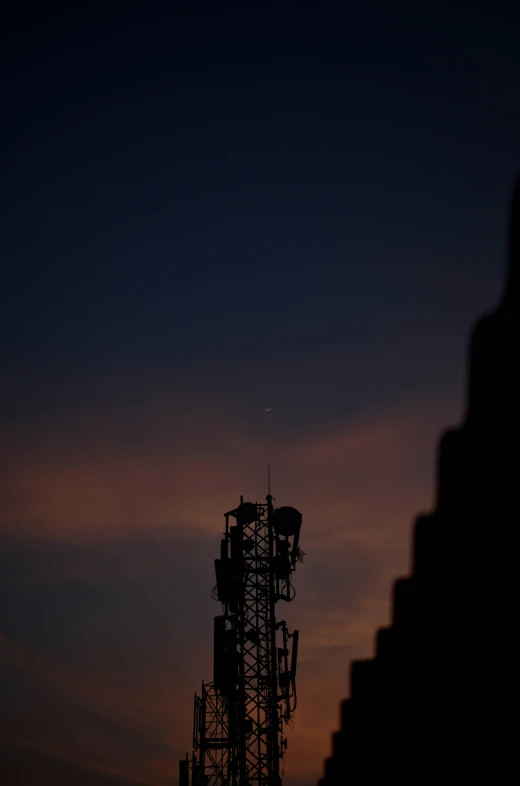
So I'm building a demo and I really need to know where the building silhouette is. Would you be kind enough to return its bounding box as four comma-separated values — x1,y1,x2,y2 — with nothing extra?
318,178,519,785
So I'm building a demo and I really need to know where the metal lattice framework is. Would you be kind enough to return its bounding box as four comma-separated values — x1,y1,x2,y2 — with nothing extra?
179,493,303,786
192,682,229,785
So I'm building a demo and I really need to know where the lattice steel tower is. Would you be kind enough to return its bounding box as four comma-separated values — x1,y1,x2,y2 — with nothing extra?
179,491,303,786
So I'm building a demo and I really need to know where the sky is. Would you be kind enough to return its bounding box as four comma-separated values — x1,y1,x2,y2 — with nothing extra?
1,1,519,784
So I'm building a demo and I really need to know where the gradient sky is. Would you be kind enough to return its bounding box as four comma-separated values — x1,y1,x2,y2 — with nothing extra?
1,2,519,785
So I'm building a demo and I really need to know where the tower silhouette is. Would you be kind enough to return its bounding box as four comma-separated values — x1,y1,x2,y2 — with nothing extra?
318,178,520,784
180,494,303,785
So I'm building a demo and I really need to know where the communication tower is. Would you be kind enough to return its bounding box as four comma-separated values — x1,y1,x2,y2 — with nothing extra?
179,491,303,786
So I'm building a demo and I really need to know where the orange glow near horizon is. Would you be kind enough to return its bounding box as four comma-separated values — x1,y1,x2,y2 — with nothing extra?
0,389,462,785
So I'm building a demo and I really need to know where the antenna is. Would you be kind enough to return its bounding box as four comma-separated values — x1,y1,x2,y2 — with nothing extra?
268,464,271,496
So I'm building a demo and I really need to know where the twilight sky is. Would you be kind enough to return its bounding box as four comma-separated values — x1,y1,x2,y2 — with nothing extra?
1,2,519,785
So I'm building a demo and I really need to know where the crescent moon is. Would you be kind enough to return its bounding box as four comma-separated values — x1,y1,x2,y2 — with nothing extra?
264,406,272,412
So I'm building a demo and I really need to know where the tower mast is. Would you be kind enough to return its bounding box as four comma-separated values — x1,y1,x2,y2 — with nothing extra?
179,490,303,785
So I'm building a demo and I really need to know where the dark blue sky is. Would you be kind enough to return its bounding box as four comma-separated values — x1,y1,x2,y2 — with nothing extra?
3,2,519,418
1,3,519,785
